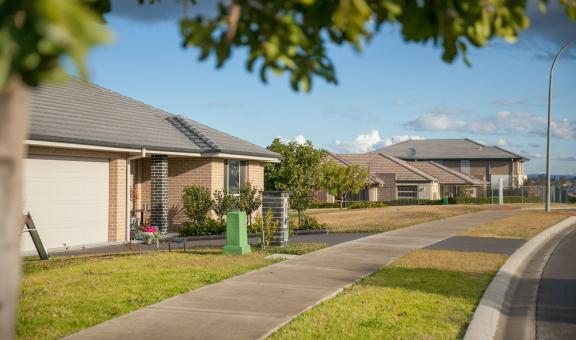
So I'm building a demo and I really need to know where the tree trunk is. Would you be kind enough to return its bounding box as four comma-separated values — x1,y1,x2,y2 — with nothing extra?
0,77,29,340
340,194,345,209
297,210,302,227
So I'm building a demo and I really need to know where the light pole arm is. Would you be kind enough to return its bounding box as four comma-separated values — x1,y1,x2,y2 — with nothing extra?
545,38,576,212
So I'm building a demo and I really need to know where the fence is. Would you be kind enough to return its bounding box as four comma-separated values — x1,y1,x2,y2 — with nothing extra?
316,184,573,208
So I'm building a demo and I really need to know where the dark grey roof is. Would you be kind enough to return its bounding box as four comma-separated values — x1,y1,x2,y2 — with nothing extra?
29,77,279,159
371,139,527,161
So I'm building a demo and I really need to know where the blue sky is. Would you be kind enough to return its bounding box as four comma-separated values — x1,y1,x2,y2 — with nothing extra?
83,2,575,175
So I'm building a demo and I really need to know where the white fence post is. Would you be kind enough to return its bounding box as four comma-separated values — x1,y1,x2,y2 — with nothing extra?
498,178,504,205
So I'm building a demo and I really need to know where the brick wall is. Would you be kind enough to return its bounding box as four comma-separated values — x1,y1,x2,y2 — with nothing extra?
108,158,127,241
134,157,269,230
247,161,264,191
27,145,128,242
376,173,397,201
150,155,168,233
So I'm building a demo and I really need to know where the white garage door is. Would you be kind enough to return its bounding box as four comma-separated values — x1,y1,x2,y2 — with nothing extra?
21,155,110,252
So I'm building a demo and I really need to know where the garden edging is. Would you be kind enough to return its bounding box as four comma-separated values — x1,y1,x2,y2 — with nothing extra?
463,215,576,340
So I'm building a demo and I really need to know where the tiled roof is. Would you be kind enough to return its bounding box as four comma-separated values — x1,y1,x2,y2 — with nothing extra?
410,161,486,185
337,153,437,182
325,153,385,185
29,77,279,159
372,139,527,160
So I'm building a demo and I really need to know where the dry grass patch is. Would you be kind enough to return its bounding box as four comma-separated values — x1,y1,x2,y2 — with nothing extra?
394,249,508,274
460,210,575,239
271,249,506,340
307,205,487,233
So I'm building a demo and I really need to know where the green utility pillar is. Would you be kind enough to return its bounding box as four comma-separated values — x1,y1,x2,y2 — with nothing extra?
223,211,251,255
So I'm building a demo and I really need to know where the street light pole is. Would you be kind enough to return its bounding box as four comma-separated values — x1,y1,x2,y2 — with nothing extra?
545,38,576,212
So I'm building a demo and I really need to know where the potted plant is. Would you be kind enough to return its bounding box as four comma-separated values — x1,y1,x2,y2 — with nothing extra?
134,225,160,245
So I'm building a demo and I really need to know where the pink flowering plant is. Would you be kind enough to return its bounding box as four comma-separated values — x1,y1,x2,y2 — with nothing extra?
134,225,160,242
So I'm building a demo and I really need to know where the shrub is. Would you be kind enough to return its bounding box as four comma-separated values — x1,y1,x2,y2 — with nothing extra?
182,185,213,224
134,225,160,241
179,218,226,237
289,214,326,232
237,182,262,225
347,201,388,209
250,210,278,248
212,189,236,222
387,199,443,206
309,202,341,209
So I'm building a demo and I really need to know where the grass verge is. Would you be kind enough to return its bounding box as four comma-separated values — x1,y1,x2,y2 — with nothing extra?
306,205,488,233
271,249,507,339
460,210,575,239
19,249,271,339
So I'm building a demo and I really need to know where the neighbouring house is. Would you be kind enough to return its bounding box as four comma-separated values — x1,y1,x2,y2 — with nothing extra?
22,77,280,253
316,152,487,203
314,153,385,203
409,160,487,198
371,138,528,187
337,153,440,200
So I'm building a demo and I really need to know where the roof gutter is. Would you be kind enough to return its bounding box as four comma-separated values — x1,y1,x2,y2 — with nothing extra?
202,152,280,163
26,140,201,157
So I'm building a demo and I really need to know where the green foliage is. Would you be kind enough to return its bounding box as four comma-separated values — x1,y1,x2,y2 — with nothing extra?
449,196,542,204
237,182,262,225
212,189,236,222
182,185,213,224
289,214,326,233
0,0,111,88
308,201,341,209
266,138,325,225
19,252,270,339
173,0,576,91
180,218,226,237
321,161,369,209
387,199,443,206
250,210,278,248
347,201,388,209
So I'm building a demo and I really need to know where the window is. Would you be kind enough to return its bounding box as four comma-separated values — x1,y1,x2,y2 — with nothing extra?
460,160,470,175
397,185,418,199
225,160,247,194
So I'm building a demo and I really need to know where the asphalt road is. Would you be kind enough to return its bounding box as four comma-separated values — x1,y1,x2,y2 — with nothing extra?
537,228,576,339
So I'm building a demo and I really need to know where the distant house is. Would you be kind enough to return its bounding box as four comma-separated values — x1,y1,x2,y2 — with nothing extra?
316,152,486,203
315,153,385,202
371,138,528,187
23,77,280,252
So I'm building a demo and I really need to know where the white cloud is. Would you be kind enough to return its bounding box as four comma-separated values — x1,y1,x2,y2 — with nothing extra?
276,135,308,145
332,130,425,153
496,138,508,147
404,110,576,140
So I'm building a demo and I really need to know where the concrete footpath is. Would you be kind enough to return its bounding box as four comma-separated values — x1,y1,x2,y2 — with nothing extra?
66,209,515,340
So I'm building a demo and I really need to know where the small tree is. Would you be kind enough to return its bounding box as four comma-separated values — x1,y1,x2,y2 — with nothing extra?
182,185,213,224
212,189,235,223
237,182,262,226
323,162,369,209
265,138,325,227
290,188,313,227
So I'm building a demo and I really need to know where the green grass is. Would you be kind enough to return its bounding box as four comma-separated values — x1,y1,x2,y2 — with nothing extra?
19,250,272,339
18,242,327,340
271,250,507,340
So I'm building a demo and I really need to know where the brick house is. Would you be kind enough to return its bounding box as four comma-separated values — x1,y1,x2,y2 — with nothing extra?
22,78,280,252
316,152,486,203
372,139,528,187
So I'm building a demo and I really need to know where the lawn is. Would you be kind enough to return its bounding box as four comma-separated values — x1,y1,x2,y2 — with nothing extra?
271,249,507,340
460,210,576,239
306,205,489,233
18,243,326,340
